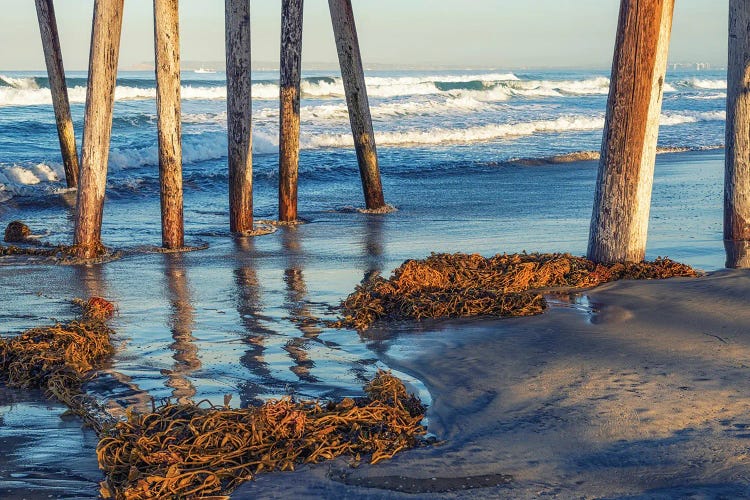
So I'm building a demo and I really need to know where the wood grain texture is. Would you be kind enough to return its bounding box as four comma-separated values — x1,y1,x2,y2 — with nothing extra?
588,0,674,263
154,0,184,249
225,0,253,233
35,0,79,188
726,0,750,248
73,0,124,258
279,0,304,222
328,0,385,210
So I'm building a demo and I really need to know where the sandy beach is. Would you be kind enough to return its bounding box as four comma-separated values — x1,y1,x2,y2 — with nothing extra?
234,270,750,498
0,149,745,498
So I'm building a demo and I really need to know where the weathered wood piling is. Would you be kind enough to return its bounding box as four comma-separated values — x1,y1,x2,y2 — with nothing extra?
34,0,80,189
73,0,124,258
587,0,674,263
725,0,750,268
153,0,184,249
279,0,304,222
328,0,385,210
225,0,254,233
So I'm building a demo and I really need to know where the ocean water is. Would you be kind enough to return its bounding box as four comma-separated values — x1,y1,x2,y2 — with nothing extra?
0,68,732,495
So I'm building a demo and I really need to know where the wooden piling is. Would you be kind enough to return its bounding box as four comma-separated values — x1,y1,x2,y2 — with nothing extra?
154,0,184,249
279,0,304,222
328,0,385,210
34,0,80,189
587,0,674,263
73,0,124,259
225,0,253,233
725,0,750,262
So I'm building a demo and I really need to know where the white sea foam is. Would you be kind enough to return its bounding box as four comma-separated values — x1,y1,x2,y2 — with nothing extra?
0,72,605,107
107,131,278,170
305,115,607,148
659,111,725,125
0,75,40,89
680,78,727,90
686,92,727,100
0,163,63,201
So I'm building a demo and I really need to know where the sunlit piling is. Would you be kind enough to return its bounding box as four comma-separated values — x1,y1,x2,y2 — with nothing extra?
153,0,184,249
73,0,124,259
588,0,674,263
328,0,386,210
34,0,80,188
279,0,304,222
725,0,750,268
225,0,254,233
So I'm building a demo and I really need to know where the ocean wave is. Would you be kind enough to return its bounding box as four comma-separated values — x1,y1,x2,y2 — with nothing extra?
673,78,727,90
108,131,279,170
0,163,64,202
659,111,725,125
685,92,726,100
306,115,607,148
0,75,40,89
1,72,706,108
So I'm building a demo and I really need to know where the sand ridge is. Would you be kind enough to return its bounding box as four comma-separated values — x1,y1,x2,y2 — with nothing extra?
234,270,750,498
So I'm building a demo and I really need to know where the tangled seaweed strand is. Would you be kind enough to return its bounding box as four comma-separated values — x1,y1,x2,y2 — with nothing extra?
98,370,426,499
0,297,117,431
335,252,698,330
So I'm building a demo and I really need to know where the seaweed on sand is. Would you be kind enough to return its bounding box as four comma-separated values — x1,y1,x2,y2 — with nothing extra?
97,370,426,499
0,299,427,499
334,252,698,330
0,297,117,430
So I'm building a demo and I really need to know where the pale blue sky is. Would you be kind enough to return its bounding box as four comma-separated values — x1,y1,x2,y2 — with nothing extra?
0,1,727,70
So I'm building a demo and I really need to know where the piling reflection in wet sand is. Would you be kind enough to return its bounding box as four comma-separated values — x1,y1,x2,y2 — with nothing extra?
725,239,750,268
233,237,274,405
74,262,109,300
363,214,385,279
281,226,321,383
163,253,199,404
73,263,153,415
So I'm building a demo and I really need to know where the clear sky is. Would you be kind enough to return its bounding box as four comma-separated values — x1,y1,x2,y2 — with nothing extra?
0,0,727,70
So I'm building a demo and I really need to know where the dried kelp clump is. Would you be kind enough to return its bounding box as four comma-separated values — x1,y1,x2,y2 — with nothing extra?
336,252,697,330
97,370,426,499
0,297,116,430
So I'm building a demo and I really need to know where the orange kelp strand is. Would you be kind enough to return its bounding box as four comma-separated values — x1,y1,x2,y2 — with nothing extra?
335,252,697,330
0,298,117,431
97,370,426,499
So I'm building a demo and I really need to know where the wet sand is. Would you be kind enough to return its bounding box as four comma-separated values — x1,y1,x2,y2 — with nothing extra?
0,150,743,498
235,270,750,498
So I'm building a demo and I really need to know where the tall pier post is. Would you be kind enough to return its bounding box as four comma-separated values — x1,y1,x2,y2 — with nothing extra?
225,0,253,233
587,0,674,263
34,0,80,189
328,0,385,210
154,0,184,249
725,0,750,267
73,0,124,258
279,0,304,222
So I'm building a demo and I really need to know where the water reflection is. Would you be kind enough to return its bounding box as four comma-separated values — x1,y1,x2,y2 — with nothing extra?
724,239,750,268
281,227,321,383
233,237,274,406
72,264,152,415
163,253,199,404
363,214,385,279
73,263,108,299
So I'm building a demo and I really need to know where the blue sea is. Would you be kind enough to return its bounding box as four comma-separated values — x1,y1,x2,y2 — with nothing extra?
0,67,734,495
0,68,727,252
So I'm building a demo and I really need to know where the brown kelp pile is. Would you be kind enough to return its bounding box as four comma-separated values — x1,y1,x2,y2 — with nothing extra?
336,252,697,330
0,297,117,430
98,370,426,499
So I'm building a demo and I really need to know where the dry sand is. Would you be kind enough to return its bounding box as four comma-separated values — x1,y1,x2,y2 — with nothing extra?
235,270,750,498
